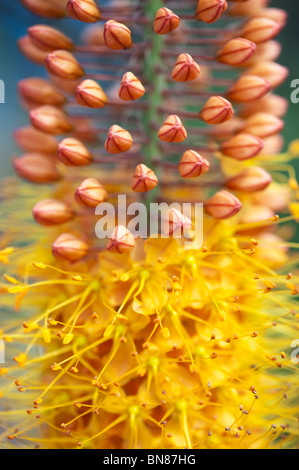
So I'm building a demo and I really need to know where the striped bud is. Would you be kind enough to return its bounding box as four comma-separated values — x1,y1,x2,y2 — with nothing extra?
28,25,74,51
178,150,210,178
18,36,48,65
46,50,85,79
66,0,101,23
105,125,133,154
205,190,242,219
242,62,289,89
132,164,158,192
225,167,272,192
104,20,132,50
75,178,108,207
172,54,200,82
227,75,271,102
158,115,187,142
106,225,135,254
242,113,284,138
52,233,89,262
76,79,108,108
30,105,72,135
20,0,67,18
217,38,256,66
241,18,282,44
221,133,264,160
18,78,66,107
119,72,145,101
163,208,192,237
239,94,289,119
228,0,268,17
199,96,234,124
256,8,288,27
33,199,73,226
13,153,60,184
153,8,180,35
14,127,58,154
195,0,228,24
58,138,93,166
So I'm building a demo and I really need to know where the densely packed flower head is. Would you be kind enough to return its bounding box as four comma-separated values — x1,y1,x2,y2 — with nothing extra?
0,0,298,449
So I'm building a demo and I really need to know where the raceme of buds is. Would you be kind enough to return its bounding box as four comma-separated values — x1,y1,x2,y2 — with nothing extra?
199,96,234,124
172,54,200,82
242,112,284,138
18,36,49,65
52,233,89,262
58,138,93,166
195,0,228,24
241,18,282,44
217,38,256,66
243,61,289,89
13,153,60,184
227,75,271,102
118,72,145,101
75,178,109,207
18,78,66,107
178,150,210,178
225,167,272,192
76,79,109,108
105,125,133,154
106,225,135,254
30,105,72,134
158,115,187,142
14,127,58,154
205,190,242,219
28,25,74,51
104,20,132,50
66,0,101,23
163,208,192,236
46,50,85,79
132,164,158,192
220,133,264,160
153,8,180,35
20,0,67,19
33,199,73,226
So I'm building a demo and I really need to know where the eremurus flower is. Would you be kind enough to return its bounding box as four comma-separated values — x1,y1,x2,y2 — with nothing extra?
0,0,298,450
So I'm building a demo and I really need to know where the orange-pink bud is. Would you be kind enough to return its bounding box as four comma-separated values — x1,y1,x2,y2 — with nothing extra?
52,233,89,262
158,115,187,142
227,75,271,102
30,105,72,135
178,150,210,178
239,94,289,119
153,8,180,35
76,79,108,108
195,0,228,24
199,96,234,124
14,127,58,154
205,190,242,219
225,167,272,192
33,199,73,225
243,61,289,89
241,112,284,138
163,208,192,236
172,54,200,82
46,50,85,79
244,41,282,66
241,17,282,44
132,164,158,192
104,20,132,50
75,178,108,207
20,0,67,18
217,38,256,66
28,25,74,51
106,225,135,254
118,72,145,101
256,8,288,27
105,125,133,154
221,133,264,160
13,153,60,184
66,0,101,23
18,36,48,65
18,78,66,107
58,138,93,166
81,24,106,46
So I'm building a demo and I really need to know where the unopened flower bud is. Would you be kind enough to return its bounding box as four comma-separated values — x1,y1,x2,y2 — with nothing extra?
106,225,135,254
205,190,242,219
18,36,48,65
227,75,271,102
195,0,228,24
20,0,67,19
52,233,89,262
46,50,85,80
33,199,73,225
76,79,108,108
75,178,108,207
104,20,132,50
66,0,101,23
256,8,288,27
251,183,290,212
28,25,74,51
14,127,58,154
105,125,133,154
243,61,289,89
81,24,106,46
58,138,93,166
118,72,145,101
158,115,187,142
260,135,284,155
241,18,282,44
178,150,210,178
239,94,288,119
18,78,66,107
228,0,268,18
163,208,192,236
30,105,72,135
13,153,60,184
132,164,158,192
217,38,256,66
153,8,180,35
199,96,234,124
71,116,99,143
172,54,200,82
244,41,282,67
242,112,284,138
221,133,264,160
226,167,272,192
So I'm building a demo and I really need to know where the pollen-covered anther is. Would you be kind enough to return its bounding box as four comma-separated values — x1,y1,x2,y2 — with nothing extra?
105,125,133,154
20,0,67,19
104,20,132,50
58,138,93,166
199,96,234,125
52,233,89,262
132,164,158,192
178,150,210,178
225,167,272,192
33,199,73,226
75,178,109,207
30,105,72,134
76,79,108,108
172,54,200,82
13,153,60,184
205,190,242,219
221,133,264,160
119,72,145,101
163,208,192,237
242,113,284,138
46,50,85,79
241,17,282,44
217,38,256,66
195,0,228,24
227,75,271,102
106,225,136,254
18,78,66,108
66,0,101,23
154,7,180,35
158,115,187,142
28,25,74,51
